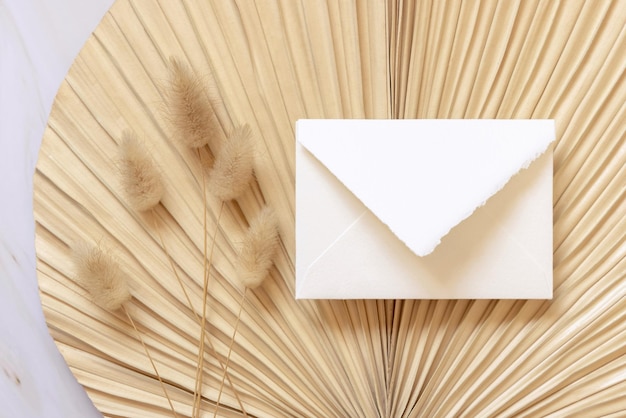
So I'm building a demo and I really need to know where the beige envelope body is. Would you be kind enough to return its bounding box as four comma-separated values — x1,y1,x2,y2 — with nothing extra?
295,119,555,299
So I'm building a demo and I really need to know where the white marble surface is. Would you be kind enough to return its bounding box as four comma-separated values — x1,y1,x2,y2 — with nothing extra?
0,1,114,416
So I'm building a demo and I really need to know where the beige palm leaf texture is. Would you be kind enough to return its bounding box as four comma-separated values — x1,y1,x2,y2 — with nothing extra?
34,0,625,417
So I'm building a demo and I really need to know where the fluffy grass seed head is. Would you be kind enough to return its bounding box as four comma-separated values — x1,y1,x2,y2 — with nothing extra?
165,57,222,149
208,124,255,201
236,206,280,289
72,241,131,311
118,130,164,212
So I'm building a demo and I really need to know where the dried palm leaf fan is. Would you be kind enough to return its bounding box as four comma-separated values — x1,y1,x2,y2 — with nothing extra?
34,0,625,417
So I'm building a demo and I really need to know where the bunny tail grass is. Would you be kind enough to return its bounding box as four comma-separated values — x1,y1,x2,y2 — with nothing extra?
73,241,178,416
165,57,222,149
207,124,255,202
72,241,131,311
118,130,164,212
214,207,279,416
236,206,280,289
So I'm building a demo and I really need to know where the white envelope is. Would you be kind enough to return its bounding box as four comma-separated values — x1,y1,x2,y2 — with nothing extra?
295,119,555,299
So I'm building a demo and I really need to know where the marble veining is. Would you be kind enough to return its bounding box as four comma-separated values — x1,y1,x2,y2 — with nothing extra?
0,1,114,416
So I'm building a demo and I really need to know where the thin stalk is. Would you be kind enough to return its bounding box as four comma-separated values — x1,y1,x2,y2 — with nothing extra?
192,155,210,417
123,306,178,417
193,199,225,417
152,207,247,416
213,287,248,418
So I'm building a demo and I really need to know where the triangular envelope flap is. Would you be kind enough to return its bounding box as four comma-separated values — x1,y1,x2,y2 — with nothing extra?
297,119,555,256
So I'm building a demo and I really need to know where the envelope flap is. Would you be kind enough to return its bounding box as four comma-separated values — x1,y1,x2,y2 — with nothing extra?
297,119,555,256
